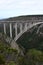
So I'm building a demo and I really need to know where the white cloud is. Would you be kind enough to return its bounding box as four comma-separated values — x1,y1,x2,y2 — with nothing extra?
0,0,43,9
0,0,43,18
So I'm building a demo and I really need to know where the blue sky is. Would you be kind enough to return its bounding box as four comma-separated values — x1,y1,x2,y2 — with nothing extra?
0,0,43,19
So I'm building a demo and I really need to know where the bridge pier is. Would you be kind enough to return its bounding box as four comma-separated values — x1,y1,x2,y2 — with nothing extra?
10,23,12,38
20,23,22,33
24,23,28,31
4,23,6,34
15,23,17,40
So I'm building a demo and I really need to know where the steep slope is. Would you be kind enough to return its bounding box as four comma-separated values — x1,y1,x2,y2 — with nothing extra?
0,38,18,64
0,39,43,65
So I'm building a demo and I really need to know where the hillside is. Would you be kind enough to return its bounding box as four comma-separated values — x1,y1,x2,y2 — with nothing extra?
0,37,19,65
1,15,43,22
0,38,43,65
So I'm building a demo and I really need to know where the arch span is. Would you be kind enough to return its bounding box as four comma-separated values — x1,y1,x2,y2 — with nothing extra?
14,22,43,41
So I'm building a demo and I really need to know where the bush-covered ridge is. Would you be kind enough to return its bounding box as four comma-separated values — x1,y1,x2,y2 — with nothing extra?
2,15,43,21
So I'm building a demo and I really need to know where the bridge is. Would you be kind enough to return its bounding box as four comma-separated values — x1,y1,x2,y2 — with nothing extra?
0,21,43,42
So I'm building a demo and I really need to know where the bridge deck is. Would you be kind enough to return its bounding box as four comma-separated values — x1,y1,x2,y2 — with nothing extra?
0,20,43,23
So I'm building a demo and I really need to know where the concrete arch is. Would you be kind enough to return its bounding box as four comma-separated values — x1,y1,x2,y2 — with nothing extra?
14,22,43,41
37,24,43,34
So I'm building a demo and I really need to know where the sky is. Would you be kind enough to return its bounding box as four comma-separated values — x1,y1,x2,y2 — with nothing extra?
0,0,43,19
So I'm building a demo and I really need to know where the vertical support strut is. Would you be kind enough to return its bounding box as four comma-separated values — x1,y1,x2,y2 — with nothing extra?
25,23,27,31
15,23,17,39
10,23,12,38
4,23,6,34
20,23,22,33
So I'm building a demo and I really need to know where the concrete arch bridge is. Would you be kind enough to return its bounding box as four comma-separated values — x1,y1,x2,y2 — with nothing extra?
0,21,43,42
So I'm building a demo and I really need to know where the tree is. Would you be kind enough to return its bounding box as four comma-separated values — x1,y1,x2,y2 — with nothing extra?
0,54,5,65
25,49,43,65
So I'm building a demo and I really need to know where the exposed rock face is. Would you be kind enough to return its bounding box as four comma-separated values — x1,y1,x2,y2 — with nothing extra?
11,40,20,52
11,40,24,56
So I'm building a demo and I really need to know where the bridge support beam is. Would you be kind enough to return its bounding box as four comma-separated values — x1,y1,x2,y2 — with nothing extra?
20,23,22,33
24,23,27,31
37,24,43,34
4,23,6,34
10,23,12,38
15,23,17,39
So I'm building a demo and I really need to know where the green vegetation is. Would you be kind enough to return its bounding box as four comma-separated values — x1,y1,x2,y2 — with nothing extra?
0,54,5,64
0,39,18,65
25,49,43,65
0,38,43,65
17,49,43,65
7,61,16,65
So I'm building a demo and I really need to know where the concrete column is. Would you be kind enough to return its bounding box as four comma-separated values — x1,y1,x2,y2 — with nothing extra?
20,23,22,33
4,23,6,34
25,23,27,31
15,23,17,38
10,23,12,38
